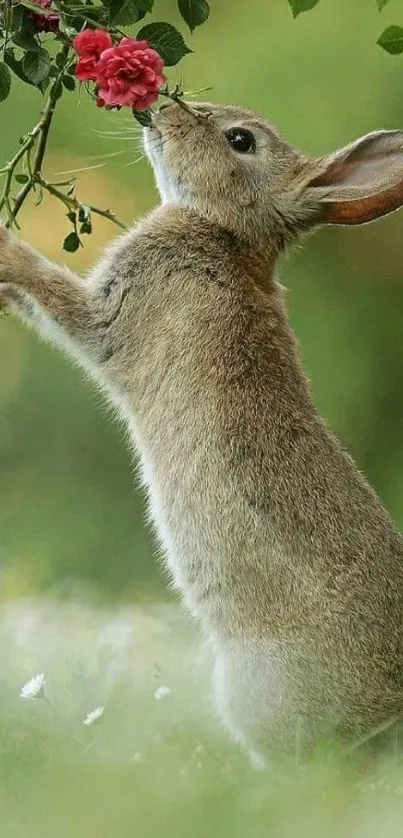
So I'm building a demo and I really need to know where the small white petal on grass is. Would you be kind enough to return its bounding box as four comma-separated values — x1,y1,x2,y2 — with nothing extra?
249,750,267,771
154,685,172,701
20,673,46,700
83,706,104,726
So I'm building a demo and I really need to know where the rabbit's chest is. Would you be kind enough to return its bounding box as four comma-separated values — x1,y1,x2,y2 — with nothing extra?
137,445,288,637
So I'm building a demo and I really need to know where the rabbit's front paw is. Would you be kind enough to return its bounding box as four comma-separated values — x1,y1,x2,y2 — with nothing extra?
0,227,14,311
0,225,44,291
0,283,23,315
0,225,18,286
0,226,31,313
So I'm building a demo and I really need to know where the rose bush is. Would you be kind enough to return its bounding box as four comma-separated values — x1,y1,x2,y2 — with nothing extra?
30,0,60,34
1,0,401,250
0,0,211,249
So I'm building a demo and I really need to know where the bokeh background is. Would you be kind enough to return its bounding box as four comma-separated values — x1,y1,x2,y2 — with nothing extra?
2,3,403,836
1,0,403,604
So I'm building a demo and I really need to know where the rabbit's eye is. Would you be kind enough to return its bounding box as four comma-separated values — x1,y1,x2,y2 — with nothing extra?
225,128,256,154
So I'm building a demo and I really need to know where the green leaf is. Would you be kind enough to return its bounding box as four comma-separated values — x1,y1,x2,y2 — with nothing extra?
23,48,51,85
0,63,12,103
376,0,391,9
63,25,80,38
106,0,142,24
287,0,320,18
63,232,80,252
56,51,67,69
17,0,52,15
103,0,152,19
78,205,90,223
14,174,30,184
79,221,92,234
377,25,403,54
177,0,209,31
11,3,26,32
38,76,50,95
4,49,32,86
136,0,154,11
12,32,41,52
10,3,39,54
137,22,191,66
62,74,76,91
132,107,152,126
11,11,40,53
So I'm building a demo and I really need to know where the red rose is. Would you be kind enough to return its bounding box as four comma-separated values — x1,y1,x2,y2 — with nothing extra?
95,38,166,110
30,0,60,33
73,29,113,82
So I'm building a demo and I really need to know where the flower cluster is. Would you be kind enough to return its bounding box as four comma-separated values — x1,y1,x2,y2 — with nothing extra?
30,0,60,33
73,29,166,111
0,0,208,237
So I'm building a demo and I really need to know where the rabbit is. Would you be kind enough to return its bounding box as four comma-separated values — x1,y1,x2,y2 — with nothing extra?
1,100,403,763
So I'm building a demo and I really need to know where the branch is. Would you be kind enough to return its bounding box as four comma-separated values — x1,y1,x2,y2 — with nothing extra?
0,40,128,238
37,177,128,231
0,42,71,229
9,78,61,224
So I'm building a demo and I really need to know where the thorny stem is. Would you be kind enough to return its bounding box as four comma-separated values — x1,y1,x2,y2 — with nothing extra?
59,2,123,35
0,42,128,234
0,43,71,227
159,85,209,120
7,86,62,227
37,177,128,230
2,0,12,58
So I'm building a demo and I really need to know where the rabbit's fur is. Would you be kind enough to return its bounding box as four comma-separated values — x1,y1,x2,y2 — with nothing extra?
1,101,403,760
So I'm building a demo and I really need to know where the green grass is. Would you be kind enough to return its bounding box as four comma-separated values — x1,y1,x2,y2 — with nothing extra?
1,598,403,838
1,0,403,598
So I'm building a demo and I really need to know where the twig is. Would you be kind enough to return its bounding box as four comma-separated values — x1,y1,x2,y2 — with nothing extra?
37,177,128,231
0,39,128,236
159,85,210,120
0,127,42,218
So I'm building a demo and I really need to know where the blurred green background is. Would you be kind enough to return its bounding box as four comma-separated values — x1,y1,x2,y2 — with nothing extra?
1,0,403,603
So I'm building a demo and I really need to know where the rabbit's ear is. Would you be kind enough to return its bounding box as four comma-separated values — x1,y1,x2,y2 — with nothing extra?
301,130,403,225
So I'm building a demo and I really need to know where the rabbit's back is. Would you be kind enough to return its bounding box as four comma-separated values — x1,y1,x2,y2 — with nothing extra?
97,207,403,754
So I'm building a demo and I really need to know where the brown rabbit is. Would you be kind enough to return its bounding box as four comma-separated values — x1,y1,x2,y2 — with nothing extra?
1,101,403,763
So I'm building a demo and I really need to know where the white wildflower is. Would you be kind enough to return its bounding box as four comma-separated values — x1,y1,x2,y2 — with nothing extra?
154,685,171,701
83,705,104,726
20,672,46,700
